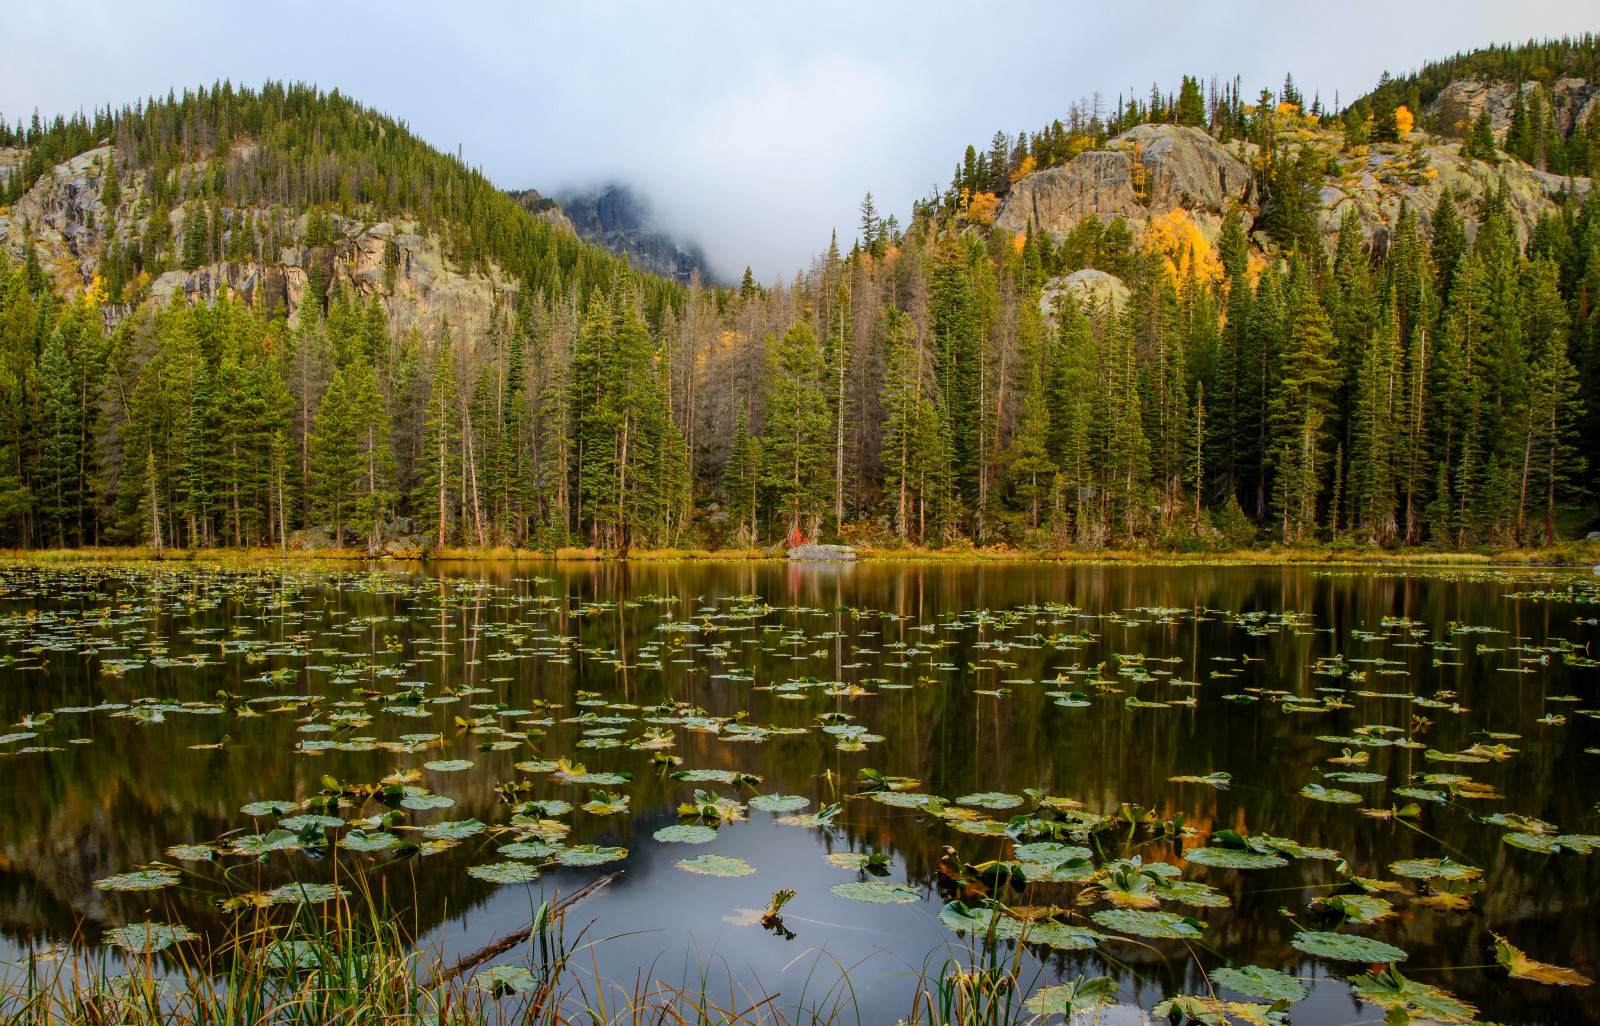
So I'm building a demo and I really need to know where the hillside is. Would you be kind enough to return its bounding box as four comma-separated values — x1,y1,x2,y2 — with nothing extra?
0,41,1595,558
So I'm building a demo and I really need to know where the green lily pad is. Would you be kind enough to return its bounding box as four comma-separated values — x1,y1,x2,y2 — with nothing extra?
555,844,627,866
241,800,296,816
423,759,474,772
278,814,344,831
654,824,718,843
1183,847,1287,869
95,870,180,892
1300,783,1362,803
230,830,302,855
749,794,810,812
469,862,542,883
340,830,400,851
267,883,348,903
1091,908,1205,939
677,854,754,876
955,792,1023,809
499,841,563,860
473,964,540,995
1024,976,1119,1015
1210,965,1306,1002
400,793,455,810
1290,930,1407,962
829,881,919,904
1389,857,1481,881
1012,842,1093,865
422,818,486,840
164,845,215,862
105,922,196,954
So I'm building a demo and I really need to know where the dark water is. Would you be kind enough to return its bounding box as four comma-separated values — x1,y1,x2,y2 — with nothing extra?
0,559,1596,1024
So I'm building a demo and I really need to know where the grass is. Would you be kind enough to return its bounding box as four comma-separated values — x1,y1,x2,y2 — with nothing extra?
0,539,1593,568
0,861,1116,1026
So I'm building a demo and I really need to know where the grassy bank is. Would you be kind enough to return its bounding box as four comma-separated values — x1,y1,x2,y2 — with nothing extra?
1,540,1594,568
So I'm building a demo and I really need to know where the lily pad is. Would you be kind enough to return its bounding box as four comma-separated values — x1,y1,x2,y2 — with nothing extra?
654,824,718,844
95,870,180,892
468,862,542,883
1211,965,1306,1003
749,794,810,812
829,881,919,904
1300,783,1362,804
267,882,349,903
105,922,196,954
1091,908,1205,939
555,844,627,866
423,759,474,772
422,818,486,840
677,854,754,876
400,793,455,810
1183,847,1287,870
1290,930,1407,962
241,800,297,816
955,792,1023,809
340,830,400,851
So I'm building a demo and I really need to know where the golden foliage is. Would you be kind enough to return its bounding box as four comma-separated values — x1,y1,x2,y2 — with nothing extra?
1492,933,1594,986
1009,154,1037,183
1276,102,1301,118
1394,105,1415,134
1141,209,1222,287
965,191,1000,226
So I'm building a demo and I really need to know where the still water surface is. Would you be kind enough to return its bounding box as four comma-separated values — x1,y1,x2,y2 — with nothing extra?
0,560,1596,1023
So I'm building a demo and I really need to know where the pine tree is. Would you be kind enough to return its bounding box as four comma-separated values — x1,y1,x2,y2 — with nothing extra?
723,402,761,546
760,322,831,539
415,327,460,548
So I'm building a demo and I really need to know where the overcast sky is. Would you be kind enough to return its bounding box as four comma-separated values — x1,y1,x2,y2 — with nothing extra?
2,1,1593,281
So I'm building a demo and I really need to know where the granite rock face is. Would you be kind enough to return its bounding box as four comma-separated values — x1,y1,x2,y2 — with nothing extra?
0,146,523,348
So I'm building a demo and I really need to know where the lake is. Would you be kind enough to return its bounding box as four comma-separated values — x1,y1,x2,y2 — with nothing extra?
0,559,1596,1024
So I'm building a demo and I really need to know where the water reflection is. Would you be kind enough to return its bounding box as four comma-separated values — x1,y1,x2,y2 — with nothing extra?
0,560,1594,1024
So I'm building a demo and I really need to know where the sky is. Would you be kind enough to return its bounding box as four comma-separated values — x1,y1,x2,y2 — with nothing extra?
2,1,1594,282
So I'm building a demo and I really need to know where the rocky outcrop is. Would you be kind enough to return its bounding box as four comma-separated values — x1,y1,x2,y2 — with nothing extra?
1039,269,1128,317
0,146,519,347
1428,77,1599,140
1315,141,1588,257
994,121,1589,261
994,124,1256,243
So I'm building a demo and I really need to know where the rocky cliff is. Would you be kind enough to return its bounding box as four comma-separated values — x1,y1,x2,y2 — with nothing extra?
1428,76,1600,139
994,117,1590,261
0,144,524,344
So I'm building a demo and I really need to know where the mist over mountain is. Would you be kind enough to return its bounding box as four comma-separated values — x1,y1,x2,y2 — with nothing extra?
546,183,718,285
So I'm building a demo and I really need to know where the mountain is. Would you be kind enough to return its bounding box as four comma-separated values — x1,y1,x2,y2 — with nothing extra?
543,183,715,285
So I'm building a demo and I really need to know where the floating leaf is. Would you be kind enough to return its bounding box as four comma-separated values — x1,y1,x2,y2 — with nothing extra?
556,844,627,866
105,922,196,954
95,870,180,892
469,862,542,883
1210,965,1306,1003
829,881,919,904
955,792,1022,809
267,883,348,904
1012,842,1093,866
677,854,753,877
1349,964,1477,1022
1184,847,1287,870
654,824,718,844
1389,858,1481,881
340,830,399,851
1315,893,1394,924
749,794,810,812
1024,976,1119,1015
400,793,455,810
422,818,486,841
1152,996,1283,1026
1492,932,1594,985
1290,930,1407,962
1300,783,1362,804
423,759,474,772
1091,908,1205,938
241,800,296,816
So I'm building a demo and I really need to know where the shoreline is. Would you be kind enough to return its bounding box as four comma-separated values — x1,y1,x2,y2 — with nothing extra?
0,543,1594,569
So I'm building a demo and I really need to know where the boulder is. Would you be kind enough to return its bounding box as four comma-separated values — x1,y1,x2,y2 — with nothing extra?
1039,269,1129,317
787,544,857,562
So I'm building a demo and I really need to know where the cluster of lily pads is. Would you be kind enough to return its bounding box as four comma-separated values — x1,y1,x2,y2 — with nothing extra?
1,562,1597,1024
